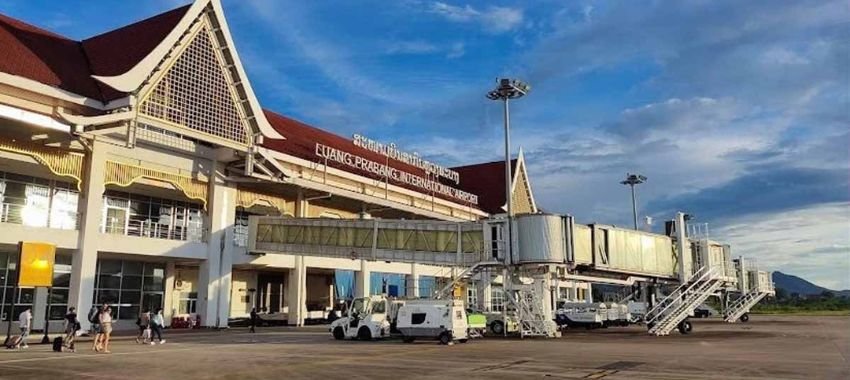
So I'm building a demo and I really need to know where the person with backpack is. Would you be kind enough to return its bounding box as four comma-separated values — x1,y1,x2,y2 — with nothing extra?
136,309,151,344
63,307,80,352
150,308,166,344
88,304,103,352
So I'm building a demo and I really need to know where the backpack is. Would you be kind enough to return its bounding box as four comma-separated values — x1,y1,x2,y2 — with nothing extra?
88,308,98,324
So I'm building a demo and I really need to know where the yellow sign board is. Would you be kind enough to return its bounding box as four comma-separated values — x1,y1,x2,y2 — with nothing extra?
18,242,56,287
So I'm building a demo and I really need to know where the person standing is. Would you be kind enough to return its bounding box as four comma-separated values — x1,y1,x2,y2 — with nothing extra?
150,308,166,344
99,306,113,353
136,309,152,344
249,308,259,333
64,307,79,352
89,304,104,352
17,308,32,349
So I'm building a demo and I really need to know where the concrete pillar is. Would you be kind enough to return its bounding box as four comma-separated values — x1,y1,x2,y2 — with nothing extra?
476,274,492,311
32,288,48,331
163,261,176,327
407,263,420,298
355,260,370,297
295,188,308,218
197,162,236,328
68,140,107,331
286,256,306,326
587,283,594,303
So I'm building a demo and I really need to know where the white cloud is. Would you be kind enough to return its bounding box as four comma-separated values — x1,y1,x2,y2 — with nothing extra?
446,42,465,59
429,2,524,33
715,202,850,290
385,40,440,55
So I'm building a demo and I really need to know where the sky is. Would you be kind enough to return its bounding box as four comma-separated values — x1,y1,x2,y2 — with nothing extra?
1,0,847,289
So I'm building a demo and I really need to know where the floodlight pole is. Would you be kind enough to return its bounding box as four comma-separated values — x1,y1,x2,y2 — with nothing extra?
629,183,638,230
502,96,513,262
620,173,646,230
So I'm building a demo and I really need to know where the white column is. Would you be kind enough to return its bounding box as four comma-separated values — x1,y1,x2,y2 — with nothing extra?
68,140,107,331
286,256,305,326
477,276,492,311
407,263,420,298
162,261,176,327
197,162,236,328
355,260,370,297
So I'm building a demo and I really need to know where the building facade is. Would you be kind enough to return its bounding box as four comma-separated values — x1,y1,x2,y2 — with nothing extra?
0,0,563,331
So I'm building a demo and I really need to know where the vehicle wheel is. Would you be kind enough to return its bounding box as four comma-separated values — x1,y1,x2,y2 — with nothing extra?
402,336,415,343
332,327,345,340
439,332,451,345
678,320,692,335
739,313,749,323
357,326,372,341
490,321,505,335
459,339,468,344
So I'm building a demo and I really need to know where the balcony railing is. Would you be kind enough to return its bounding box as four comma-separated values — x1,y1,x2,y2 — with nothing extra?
101,217,207,243
0,201,80,230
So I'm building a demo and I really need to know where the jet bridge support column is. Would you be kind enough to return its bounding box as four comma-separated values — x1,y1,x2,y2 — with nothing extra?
355,260,371,297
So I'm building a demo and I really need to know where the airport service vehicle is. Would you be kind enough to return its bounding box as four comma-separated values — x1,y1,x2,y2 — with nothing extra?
694,307,711,318
627,301,647,323
330,295,392,340
555,302,606,329
604,303,632,327
397,299,469,344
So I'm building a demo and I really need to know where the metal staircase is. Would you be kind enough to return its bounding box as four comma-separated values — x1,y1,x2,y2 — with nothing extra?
434,261,503,299
724,288,767,323
645,265,724,336
507,284,560,338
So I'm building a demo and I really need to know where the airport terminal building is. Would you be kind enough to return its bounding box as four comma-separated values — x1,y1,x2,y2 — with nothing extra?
0,0,578,331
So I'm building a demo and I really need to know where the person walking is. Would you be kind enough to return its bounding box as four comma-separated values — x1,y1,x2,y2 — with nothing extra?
98,306,113,353
249,308,259,333
63,307,79,352
136,309,151,344
17,308,32,349
89,304,104,352
149,309,166,344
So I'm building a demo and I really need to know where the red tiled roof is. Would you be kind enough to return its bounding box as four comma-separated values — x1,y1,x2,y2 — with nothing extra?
0,13,103,100
450,159,518,215
262,110,483,211
0,4,190,103
82,4,190,100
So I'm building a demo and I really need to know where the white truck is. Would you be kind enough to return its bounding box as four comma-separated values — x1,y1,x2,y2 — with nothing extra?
555,301,607,329
329,295,393,340
396,299,469,344
604,302,632,327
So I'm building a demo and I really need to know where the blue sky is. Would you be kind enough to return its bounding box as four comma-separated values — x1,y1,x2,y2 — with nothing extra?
2,0,847,289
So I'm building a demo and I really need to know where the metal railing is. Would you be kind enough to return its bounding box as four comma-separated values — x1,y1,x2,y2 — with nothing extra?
0,201,80,230
101,217,207,243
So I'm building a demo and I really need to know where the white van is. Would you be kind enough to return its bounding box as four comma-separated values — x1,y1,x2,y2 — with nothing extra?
396,299,469,344
555,301,606,329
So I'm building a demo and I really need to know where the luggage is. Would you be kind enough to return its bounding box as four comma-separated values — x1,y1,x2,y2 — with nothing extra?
52,336,64,352
5,335,21,349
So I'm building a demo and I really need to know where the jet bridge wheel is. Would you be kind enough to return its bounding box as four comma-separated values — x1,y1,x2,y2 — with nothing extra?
739,313,750,323
333,327,345,340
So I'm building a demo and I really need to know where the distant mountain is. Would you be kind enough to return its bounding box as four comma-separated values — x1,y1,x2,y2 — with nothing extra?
772,271,846,296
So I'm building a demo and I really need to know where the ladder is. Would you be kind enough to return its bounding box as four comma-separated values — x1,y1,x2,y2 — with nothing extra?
433,261,503,299
645,265,723,336
506,284,560,338
724,287,767,323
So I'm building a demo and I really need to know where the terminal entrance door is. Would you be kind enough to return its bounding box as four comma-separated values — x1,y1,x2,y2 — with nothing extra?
257,273,285,313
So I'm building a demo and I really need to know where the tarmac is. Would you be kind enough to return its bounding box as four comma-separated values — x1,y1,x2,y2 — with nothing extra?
0,315,846,379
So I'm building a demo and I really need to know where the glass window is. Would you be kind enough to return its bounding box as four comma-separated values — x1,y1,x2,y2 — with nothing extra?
121,276,142,291
123,261,143,276
99,260,122,275
92,259,165,320
49,289,69,304
97,275,121,290
96,290,120,304
490,287,505,312
120,291,141,305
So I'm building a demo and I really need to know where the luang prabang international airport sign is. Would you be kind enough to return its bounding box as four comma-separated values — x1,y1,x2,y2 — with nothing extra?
313,135,478,205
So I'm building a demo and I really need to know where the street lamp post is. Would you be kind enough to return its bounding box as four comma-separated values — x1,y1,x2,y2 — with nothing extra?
487,78,530,264
620,173,647,230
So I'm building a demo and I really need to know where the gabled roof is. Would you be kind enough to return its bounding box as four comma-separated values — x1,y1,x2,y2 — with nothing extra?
82,4,191,101
450,159,518,215
0,13,103,100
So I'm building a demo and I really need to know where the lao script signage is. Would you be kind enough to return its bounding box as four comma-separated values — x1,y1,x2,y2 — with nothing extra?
315,143,479,205
352,134,460,184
